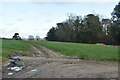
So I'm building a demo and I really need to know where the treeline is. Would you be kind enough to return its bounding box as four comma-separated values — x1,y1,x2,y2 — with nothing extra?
45,2,120,45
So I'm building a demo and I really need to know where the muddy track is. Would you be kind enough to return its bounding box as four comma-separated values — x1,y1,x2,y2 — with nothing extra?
2,45,118,78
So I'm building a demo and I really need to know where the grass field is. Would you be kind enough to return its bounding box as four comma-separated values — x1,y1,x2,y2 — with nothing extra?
2,40,119,62
2,40,31,62
30,41,119,61
2,40,30,51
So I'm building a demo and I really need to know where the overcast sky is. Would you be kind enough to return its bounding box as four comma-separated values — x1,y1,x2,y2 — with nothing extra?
0,1,118,38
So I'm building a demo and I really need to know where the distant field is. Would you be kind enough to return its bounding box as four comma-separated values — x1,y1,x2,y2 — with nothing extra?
2,40,30,62
30,41,119,61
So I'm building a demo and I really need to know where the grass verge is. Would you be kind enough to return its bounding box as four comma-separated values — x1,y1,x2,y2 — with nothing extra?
30,41,119,61
2,40,31,62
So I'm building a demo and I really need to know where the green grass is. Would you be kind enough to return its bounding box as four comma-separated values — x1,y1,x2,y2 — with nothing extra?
2,40,31,62
30,41,119,61
21,53,29,56
2,40,30,51
2,40,119,61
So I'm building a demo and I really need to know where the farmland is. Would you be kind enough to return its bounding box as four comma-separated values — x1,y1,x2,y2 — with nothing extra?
29,41,119,61
2,40,119,61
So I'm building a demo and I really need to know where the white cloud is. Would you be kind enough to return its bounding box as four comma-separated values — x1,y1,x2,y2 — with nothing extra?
32,0,119,2
0,0,119,2
0,2,118,38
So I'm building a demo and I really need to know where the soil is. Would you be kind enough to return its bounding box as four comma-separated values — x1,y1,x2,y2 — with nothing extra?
2,45,118,78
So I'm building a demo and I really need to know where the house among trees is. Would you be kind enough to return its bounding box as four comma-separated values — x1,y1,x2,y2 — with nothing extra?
36,36,40,41
28,35,34,40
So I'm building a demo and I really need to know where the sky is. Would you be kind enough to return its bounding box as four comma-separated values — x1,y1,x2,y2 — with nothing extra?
0,1,119,38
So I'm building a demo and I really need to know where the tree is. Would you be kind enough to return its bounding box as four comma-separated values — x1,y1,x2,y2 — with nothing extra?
46,13,104,43
12,33,22,40
45,27,57,41
45,11,119,45
82,14,102,43
111,2,120,21
55,14,83,42
111,2,120,45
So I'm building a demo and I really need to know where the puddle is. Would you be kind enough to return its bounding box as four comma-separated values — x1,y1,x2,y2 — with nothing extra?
7,73,14,76
9,57,21,61
3,56,24,76
4,57,21,67
4,63,10,66
6,66,23,76
10,67,22,71
30,69,40,72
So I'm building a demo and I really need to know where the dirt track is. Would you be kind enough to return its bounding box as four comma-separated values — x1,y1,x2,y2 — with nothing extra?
2,45,118,78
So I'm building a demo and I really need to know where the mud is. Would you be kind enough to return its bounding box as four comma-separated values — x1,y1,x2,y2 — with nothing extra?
2,45,118,78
